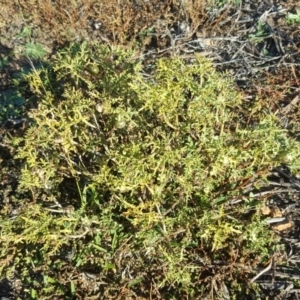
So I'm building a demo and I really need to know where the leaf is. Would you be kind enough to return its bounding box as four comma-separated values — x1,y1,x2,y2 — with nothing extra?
128,277,143,288
0,56,9,71
70,281,76,295
30,288,38,299
24,43,47,59
17,26,32,39
286,10,300,24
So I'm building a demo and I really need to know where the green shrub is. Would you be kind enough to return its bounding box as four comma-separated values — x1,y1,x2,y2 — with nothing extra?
2,42,300,298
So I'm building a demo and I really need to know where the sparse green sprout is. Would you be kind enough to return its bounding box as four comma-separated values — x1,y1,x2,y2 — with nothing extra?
2,42,300,298
23,42,48,59
208,0,241,8
0,89,25,122
14,26,48,59
286,9,300,24
248,20,270,43
0,55,9,71
17,26,32,39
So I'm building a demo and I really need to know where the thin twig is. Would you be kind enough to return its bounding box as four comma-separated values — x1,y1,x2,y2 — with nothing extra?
281,95,300,115
251,256,274,283
66,227,90,239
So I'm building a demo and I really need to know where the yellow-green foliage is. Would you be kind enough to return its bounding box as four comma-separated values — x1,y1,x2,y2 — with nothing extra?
2,42,300,298
17,43,298,196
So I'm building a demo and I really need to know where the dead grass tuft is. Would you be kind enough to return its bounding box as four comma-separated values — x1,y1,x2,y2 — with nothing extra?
4,0,211,49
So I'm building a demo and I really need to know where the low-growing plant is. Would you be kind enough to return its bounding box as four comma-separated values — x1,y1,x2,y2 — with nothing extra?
14,26,48,60
0,26,48,123
0,88,25,122
248,20,270,44
208,0,241,8
286,9,300,24
1,41,300,298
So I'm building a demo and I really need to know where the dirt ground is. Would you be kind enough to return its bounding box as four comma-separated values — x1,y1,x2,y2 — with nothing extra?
2,0,300,299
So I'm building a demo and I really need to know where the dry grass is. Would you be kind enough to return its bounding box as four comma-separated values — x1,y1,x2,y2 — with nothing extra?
1,0,211,48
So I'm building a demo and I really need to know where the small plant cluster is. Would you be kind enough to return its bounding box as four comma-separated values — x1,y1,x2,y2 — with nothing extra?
0,25,48,124
286,9,300,24
1,42,300,298
0,88,25,123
